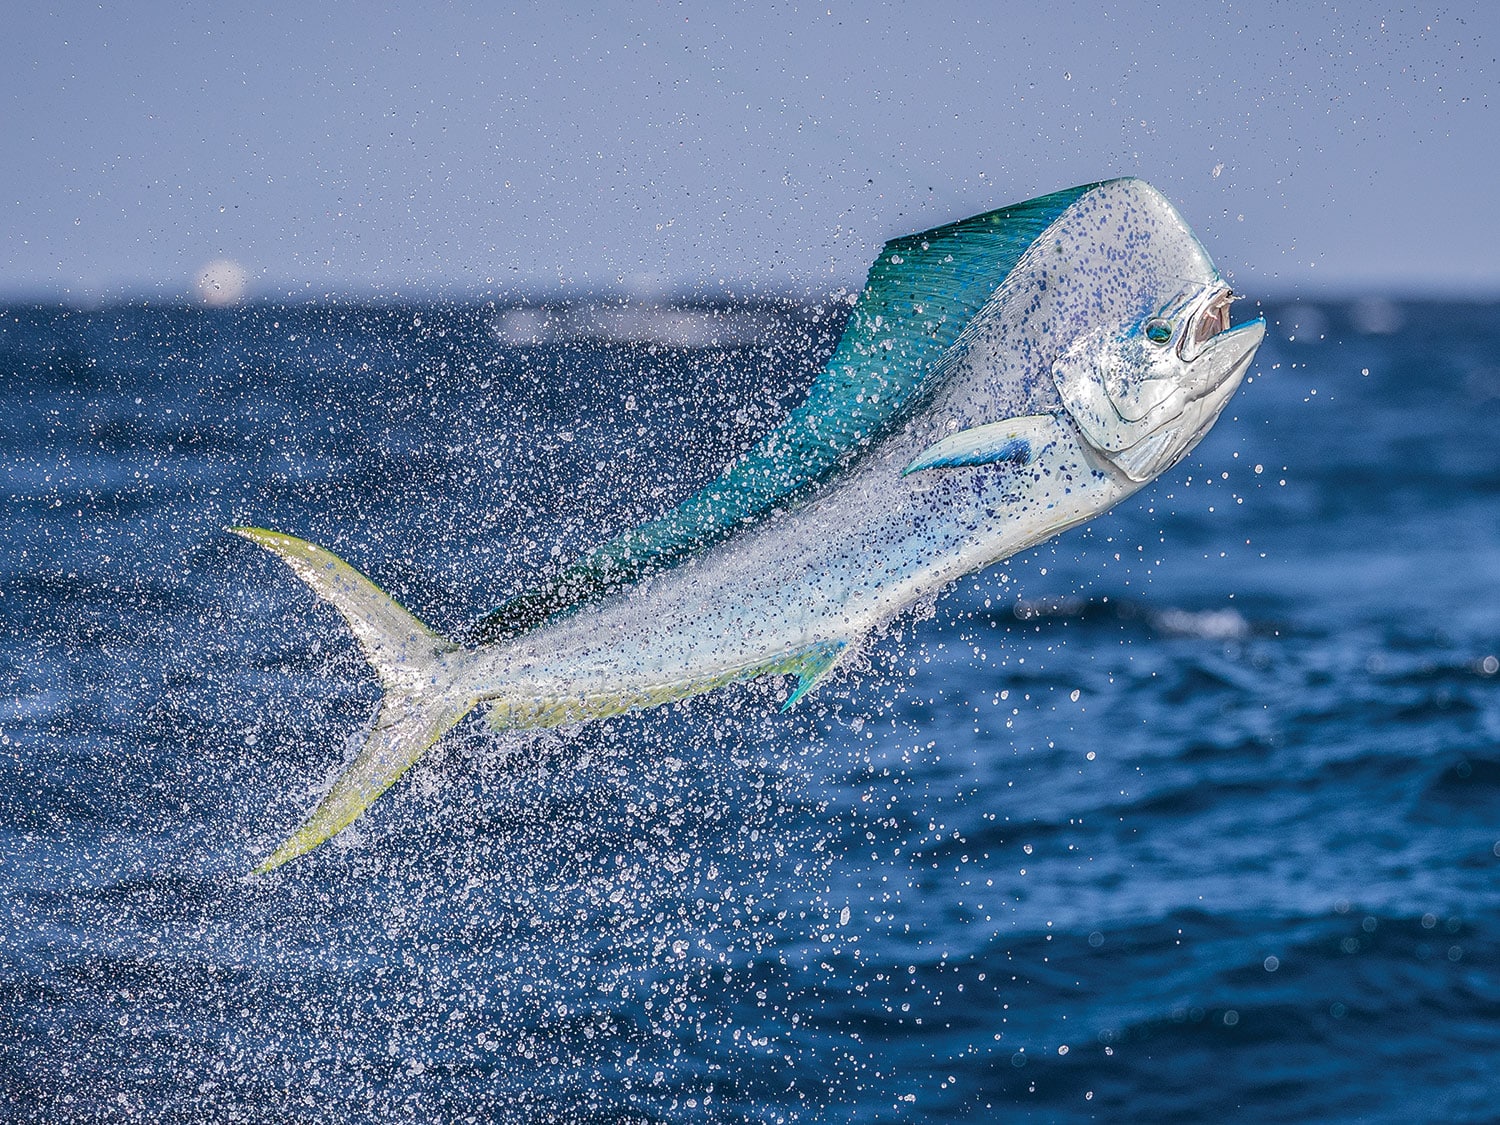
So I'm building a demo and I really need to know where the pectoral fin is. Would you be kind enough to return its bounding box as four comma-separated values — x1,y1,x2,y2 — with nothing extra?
904,414,1062,475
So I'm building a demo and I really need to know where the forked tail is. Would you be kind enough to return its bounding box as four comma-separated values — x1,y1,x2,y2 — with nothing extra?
231,528,478,874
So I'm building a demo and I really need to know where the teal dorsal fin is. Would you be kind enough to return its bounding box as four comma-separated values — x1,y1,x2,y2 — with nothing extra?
780,640,847,712
473,183,1102,643
903,414,1064,475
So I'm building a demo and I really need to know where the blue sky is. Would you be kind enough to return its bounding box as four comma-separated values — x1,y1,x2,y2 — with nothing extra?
3,1,1494,301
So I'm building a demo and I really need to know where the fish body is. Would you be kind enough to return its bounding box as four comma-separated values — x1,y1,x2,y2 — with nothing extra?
236,177,1264,872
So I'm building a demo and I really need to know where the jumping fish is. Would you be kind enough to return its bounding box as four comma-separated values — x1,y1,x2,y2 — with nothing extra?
235,178,1264,872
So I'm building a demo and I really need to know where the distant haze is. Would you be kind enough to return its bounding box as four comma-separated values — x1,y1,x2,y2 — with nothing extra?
3,1,1495,302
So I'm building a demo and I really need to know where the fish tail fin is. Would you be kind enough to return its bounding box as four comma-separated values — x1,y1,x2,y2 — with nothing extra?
230,527,477,874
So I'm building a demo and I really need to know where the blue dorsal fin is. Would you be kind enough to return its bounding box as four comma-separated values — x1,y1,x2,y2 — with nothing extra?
473,182,1101,643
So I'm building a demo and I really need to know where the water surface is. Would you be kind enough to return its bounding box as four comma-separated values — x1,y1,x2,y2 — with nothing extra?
3,297,1498,1121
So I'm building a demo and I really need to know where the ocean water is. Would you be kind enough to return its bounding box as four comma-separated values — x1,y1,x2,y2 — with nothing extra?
3,295,1498,1122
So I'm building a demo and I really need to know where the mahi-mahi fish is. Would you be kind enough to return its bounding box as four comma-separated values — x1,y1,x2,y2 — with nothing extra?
235,177,1264,873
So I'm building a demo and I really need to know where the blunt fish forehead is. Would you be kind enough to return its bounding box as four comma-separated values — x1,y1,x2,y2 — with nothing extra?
963,178,1222,383
1045,178,1220,331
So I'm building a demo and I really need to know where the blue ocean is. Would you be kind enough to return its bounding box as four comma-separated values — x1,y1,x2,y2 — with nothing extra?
3,294,1498,1122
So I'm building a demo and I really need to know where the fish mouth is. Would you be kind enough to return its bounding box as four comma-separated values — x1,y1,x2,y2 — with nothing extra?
1178,287,1238,362
1182,313,1265,406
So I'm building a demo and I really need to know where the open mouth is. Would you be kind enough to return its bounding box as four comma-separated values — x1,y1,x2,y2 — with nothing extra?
1179,288,1236,360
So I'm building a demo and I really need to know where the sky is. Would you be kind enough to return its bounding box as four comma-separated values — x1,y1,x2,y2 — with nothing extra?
2,1,1495,302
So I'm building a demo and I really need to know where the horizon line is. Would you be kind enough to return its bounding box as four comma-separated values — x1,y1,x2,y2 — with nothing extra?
2,279,1499,309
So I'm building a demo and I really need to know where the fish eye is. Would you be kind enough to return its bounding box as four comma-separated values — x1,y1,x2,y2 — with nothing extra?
1143,318,1173,345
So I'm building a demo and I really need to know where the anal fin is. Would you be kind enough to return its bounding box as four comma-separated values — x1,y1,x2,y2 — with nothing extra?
781,640,847,712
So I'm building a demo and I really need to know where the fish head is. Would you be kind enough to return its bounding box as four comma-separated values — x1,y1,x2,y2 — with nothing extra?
1052,281,1265,482
1037,181,1265,483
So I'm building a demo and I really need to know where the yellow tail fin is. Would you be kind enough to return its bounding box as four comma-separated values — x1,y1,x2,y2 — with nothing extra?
231,528,475,873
